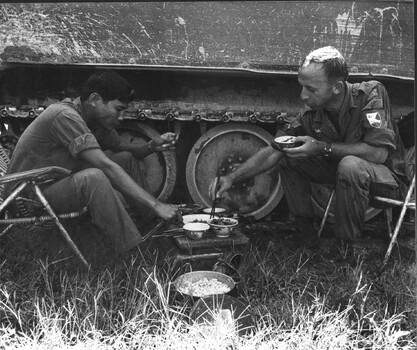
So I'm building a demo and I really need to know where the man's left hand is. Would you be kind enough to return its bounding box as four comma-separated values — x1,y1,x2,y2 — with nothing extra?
149,132,178,152
283,136,324,158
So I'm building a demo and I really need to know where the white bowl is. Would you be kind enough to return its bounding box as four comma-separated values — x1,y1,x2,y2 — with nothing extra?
183,214,218,225
183,222,210,240
208,217,239,238
203,207,226,214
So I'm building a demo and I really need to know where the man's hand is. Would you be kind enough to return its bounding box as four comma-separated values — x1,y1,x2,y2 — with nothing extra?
209,175,234,200
283,136,324,158
149,132,178,152
152,202,182,224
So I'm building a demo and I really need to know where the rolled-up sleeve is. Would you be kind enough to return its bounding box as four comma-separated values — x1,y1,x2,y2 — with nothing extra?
68,133,100,157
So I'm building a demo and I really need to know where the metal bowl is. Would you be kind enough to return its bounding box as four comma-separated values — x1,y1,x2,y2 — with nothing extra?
183,222,210,240
208,217,238,238
272,136,303,151
173,270,235,297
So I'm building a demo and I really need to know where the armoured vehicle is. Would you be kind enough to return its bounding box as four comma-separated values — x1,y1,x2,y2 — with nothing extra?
0,1,414,221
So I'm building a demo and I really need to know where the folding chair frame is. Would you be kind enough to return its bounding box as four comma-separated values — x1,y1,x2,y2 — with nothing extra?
316,173,415,272
0,147,90,270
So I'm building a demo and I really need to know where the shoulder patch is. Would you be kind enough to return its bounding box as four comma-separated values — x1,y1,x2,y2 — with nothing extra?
366,112,382,128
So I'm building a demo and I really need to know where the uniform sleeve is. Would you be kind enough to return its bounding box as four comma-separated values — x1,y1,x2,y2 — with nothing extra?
50,109,100,157
360,82,396,150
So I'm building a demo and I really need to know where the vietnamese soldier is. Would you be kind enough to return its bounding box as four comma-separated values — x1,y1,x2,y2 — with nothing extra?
6,70,182,257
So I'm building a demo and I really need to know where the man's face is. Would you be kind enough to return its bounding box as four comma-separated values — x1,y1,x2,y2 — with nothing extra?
298,62,336,111
94,97,128,130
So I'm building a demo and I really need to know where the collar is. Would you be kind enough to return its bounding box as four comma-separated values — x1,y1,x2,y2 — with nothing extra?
72,97,85,119
343,82,357,111
306,81,357,125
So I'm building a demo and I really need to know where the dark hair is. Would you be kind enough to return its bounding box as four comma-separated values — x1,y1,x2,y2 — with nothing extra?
80,70,134,103
301,46,349,83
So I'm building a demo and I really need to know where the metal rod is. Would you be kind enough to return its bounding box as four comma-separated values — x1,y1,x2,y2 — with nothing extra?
0,182,28,213
0,224,14,239
317,189,334,238
141,220,165,241
33,184,90,270
0,207,88,225
173,252,223,261
210,174,221,218
381,175,415,272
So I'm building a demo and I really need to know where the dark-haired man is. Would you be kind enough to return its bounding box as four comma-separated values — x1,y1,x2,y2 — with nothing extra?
6,70,182,256
210,46,410,259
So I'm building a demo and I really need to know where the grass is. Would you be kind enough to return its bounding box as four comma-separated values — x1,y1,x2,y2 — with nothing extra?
0,220,416,349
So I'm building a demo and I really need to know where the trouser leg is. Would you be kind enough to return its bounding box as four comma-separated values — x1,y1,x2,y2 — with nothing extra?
43,168,142,254
277,156,336,220
105,151,155,221
335,156,400,242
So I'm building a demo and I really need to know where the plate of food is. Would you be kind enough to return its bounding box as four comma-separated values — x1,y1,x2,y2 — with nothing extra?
173,270,235,298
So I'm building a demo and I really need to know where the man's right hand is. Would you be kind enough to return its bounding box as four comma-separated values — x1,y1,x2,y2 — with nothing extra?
209,175,234,200
153,202,182,224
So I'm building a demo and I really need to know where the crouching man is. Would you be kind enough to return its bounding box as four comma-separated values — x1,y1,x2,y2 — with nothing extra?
210,46,410,261
6,70,182,257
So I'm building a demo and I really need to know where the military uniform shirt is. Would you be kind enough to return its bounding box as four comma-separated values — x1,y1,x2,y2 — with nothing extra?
285,80,411,194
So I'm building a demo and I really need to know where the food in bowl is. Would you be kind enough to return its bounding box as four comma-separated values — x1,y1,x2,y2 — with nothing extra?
183,214,218,225
177,277,230,297
183,222,210,240
208,217,238,238
173,271,235,297
272,136,303,151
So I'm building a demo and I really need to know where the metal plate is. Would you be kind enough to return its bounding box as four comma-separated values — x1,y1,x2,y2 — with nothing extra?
172,270,235,297
311,183,381,223
116,121,177,202
186,124,283,220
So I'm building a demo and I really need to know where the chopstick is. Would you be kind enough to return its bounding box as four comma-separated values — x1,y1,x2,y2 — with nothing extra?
210,174,221,218
141,220,165,242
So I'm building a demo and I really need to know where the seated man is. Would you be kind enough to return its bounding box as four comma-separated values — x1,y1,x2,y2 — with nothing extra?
6,70,182,256
210,46,411,259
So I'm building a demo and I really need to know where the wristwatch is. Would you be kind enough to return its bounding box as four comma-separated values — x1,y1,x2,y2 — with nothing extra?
323,142,332,158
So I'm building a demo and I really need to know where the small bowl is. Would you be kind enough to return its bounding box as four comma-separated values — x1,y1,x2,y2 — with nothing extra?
208,217,238,238
202,207,226,215
272,136,303,151
183,222,210,240
183,214,218,225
